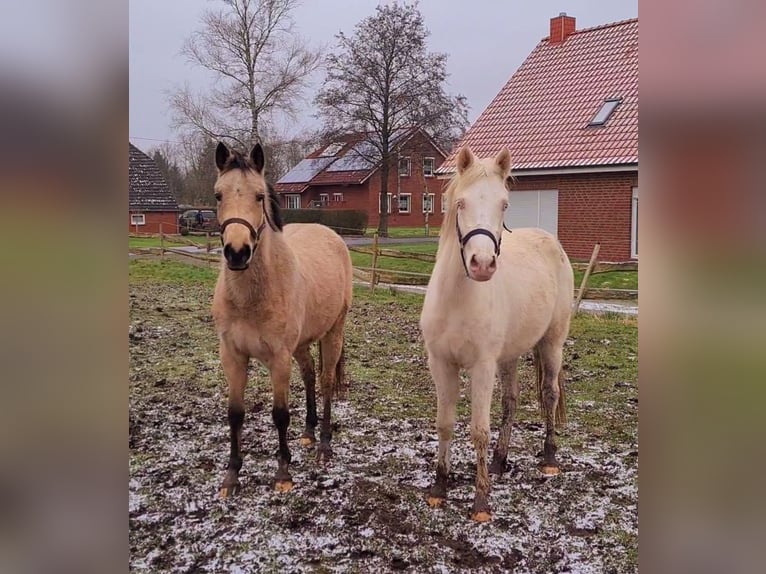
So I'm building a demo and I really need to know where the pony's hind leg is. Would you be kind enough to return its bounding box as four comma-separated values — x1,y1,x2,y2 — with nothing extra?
489,358,520,475
219,343,248,498
294,344,318,447
468,360,497,522
426,356,459,508
535,339,566,476
317,320,345,464
269,351,294,492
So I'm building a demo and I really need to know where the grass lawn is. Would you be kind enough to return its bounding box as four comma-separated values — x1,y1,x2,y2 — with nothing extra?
129,239,637,290
129,235,213,249
365,226,441,238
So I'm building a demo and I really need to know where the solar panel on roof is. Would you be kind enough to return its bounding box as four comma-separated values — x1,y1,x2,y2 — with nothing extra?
326,141,377,172
277,157,336,184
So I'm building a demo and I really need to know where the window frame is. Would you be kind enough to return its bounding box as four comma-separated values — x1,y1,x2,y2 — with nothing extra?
631,186,638,259
333,192,343,203
398,156,411,177
130,213,145,226
422,193,435,214
285,194,301,209
398,193,411,214
319,193,329,205
441,194,447,213
423,157,435,177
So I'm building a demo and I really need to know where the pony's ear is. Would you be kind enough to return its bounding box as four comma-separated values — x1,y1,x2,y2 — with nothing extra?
456,146,475,175
495,148,512,177
250,143,265,173
215,141,231,171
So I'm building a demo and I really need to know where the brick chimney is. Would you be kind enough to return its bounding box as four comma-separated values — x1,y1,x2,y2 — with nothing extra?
550,12,576,44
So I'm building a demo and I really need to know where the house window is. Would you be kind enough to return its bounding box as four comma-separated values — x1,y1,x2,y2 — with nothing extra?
333,193,344,203
285,194,301,209
423,157,435,177
503,190,559,237
398,193,411,214
631,187,638,259
319,193,329,205
130,213,145,226
422,193,435,214
379,193,393,214
589,97,621,126
441,194,447,213
398,157,411,177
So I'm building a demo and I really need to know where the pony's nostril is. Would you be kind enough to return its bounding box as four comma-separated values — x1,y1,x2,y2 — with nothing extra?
224,244,251,267
469,254,479,269
489,257,497,270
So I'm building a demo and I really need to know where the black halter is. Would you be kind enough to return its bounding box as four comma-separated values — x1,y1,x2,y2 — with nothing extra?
455,215,509,277
219,206,275,246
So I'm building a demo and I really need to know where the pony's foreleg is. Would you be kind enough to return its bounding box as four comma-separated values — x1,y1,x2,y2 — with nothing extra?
537,340,565,476
490,358,520,475
294,345,317,447
270,352,294,492
219,343,248,498
469,360,496,522
317,328,343,464
426,357,459,508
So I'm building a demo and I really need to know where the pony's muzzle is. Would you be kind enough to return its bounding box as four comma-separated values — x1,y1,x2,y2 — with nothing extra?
223,243,252,270
468,253,497,281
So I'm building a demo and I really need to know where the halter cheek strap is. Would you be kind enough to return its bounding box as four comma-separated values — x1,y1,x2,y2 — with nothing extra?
456,215,510,277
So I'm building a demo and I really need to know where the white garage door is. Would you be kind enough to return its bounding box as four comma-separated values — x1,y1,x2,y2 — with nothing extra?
504,190,558,236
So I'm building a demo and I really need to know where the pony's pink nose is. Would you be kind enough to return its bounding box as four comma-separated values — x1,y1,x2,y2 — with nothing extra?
469,254,497,281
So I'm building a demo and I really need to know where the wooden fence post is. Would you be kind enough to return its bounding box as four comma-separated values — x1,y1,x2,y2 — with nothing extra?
370,232,379,293
159,223,164,260
573,243,601,314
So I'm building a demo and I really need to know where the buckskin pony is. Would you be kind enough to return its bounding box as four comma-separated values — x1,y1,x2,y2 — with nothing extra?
211,142,352,497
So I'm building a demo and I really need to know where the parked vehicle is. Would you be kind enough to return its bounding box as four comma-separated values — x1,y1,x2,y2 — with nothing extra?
179,209,220,235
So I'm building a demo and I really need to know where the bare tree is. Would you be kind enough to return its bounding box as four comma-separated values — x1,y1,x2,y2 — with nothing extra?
170,0,322,148
315,1,468,236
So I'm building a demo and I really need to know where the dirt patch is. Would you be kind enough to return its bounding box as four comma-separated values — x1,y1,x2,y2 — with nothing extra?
129,261,637,573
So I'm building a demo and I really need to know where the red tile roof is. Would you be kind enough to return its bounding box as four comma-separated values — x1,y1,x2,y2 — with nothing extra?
438,18,638,174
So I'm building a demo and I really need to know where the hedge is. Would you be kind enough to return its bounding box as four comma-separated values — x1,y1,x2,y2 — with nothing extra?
281,209,368,235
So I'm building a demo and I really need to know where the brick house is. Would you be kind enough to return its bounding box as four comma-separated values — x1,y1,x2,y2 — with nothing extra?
437,15,638,261
274,127,447,229
129,143,179,233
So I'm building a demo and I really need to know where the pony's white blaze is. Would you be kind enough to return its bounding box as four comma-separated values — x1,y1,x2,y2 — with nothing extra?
420,146,574,521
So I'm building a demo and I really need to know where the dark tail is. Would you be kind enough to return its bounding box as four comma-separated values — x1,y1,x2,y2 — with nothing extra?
533,346,567,426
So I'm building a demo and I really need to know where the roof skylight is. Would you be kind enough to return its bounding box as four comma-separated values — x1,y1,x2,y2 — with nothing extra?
589,98,621,126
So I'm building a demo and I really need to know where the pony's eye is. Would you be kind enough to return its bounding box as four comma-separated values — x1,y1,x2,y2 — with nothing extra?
256,194,265,202
503,201,509,210
456,199,465,210
214,192,222,201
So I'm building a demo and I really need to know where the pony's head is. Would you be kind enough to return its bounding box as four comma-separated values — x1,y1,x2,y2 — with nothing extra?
446,146,512,281
214,141,283,271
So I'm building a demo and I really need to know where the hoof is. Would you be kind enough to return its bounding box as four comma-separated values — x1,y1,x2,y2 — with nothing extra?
299,436,315,447
426,496,444,508
471,511,492,523
274,480,294,493
539,464,561,476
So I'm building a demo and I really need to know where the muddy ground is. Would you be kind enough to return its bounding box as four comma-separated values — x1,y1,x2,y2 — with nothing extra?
129,259,637,573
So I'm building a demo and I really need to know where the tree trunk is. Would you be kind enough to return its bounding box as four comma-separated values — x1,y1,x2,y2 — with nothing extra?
378,154,390,237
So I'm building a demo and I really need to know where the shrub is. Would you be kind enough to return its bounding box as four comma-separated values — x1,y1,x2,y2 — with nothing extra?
281,209,368,235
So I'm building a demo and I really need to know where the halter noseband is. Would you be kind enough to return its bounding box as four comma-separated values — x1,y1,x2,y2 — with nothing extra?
455,215,509,277
219,204,275,247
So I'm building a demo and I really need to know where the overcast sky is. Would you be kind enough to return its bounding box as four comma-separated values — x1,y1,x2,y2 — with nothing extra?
129,0,637,151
